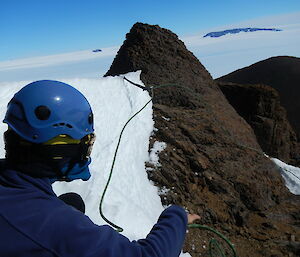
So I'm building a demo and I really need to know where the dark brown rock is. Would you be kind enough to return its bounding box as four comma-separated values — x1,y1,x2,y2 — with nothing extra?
106,23,300,257
217,56,300,139
217,81,300,166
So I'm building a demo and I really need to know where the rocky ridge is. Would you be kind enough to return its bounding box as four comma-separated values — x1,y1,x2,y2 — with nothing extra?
217,56,300,139
106,23,300,256
217,81,300,166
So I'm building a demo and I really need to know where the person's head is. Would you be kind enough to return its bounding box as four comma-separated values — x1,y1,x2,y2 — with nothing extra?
3,80,95,182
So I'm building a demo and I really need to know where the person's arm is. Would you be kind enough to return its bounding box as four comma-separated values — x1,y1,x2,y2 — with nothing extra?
50,204,189,257
134,205,188,257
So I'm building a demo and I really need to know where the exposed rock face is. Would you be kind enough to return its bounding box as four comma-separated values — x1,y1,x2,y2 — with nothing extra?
217,81,300,166
106,23,300,257
217,56,300,139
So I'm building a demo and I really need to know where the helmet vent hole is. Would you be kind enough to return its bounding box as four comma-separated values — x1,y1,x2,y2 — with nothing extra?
35,106,51,120
52,123,73,128
88,113,93,124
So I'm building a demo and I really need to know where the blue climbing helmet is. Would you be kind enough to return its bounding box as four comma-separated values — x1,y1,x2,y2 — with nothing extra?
3,80,94,143
3,80,95,181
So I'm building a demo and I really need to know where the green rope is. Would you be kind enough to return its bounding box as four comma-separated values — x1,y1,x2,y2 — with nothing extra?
99,77,239,256
188,224,238,257
210,239,226,257
99,98,152,232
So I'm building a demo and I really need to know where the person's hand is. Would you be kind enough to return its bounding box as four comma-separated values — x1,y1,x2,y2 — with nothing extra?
187,213,200,224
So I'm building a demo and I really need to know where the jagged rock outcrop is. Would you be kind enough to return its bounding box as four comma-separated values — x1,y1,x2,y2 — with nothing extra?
217,56,300,139
217,81,300,166
106,23,300,257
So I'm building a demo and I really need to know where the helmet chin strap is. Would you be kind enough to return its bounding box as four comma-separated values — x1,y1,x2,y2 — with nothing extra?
54,158,91,182
56,158,78,181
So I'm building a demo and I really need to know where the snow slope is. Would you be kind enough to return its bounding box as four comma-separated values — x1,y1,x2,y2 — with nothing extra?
272,158,300,195
0,72,190,256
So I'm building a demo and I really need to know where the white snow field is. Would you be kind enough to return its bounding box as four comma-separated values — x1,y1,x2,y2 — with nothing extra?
0,12,299,81
184,11,300,78
0,72,190,256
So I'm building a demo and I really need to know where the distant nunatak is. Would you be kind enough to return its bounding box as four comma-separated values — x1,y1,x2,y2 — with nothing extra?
204,28,282,38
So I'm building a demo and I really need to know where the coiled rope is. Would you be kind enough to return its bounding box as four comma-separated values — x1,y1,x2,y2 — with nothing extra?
188,224,237,257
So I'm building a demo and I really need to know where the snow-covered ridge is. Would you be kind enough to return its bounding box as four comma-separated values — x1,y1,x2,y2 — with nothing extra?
203,28,282,38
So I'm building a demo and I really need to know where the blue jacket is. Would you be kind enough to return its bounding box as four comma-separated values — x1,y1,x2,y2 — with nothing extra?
0,166,187,257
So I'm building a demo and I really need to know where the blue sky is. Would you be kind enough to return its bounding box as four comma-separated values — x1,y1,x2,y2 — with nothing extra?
1,0,300,61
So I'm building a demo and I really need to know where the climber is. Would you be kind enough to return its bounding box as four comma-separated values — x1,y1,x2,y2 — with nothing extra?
0,80,200,257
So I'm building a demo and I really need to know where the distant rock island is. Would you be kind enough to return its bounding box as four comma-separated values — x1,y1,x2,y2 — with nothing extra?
204,28,282,38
